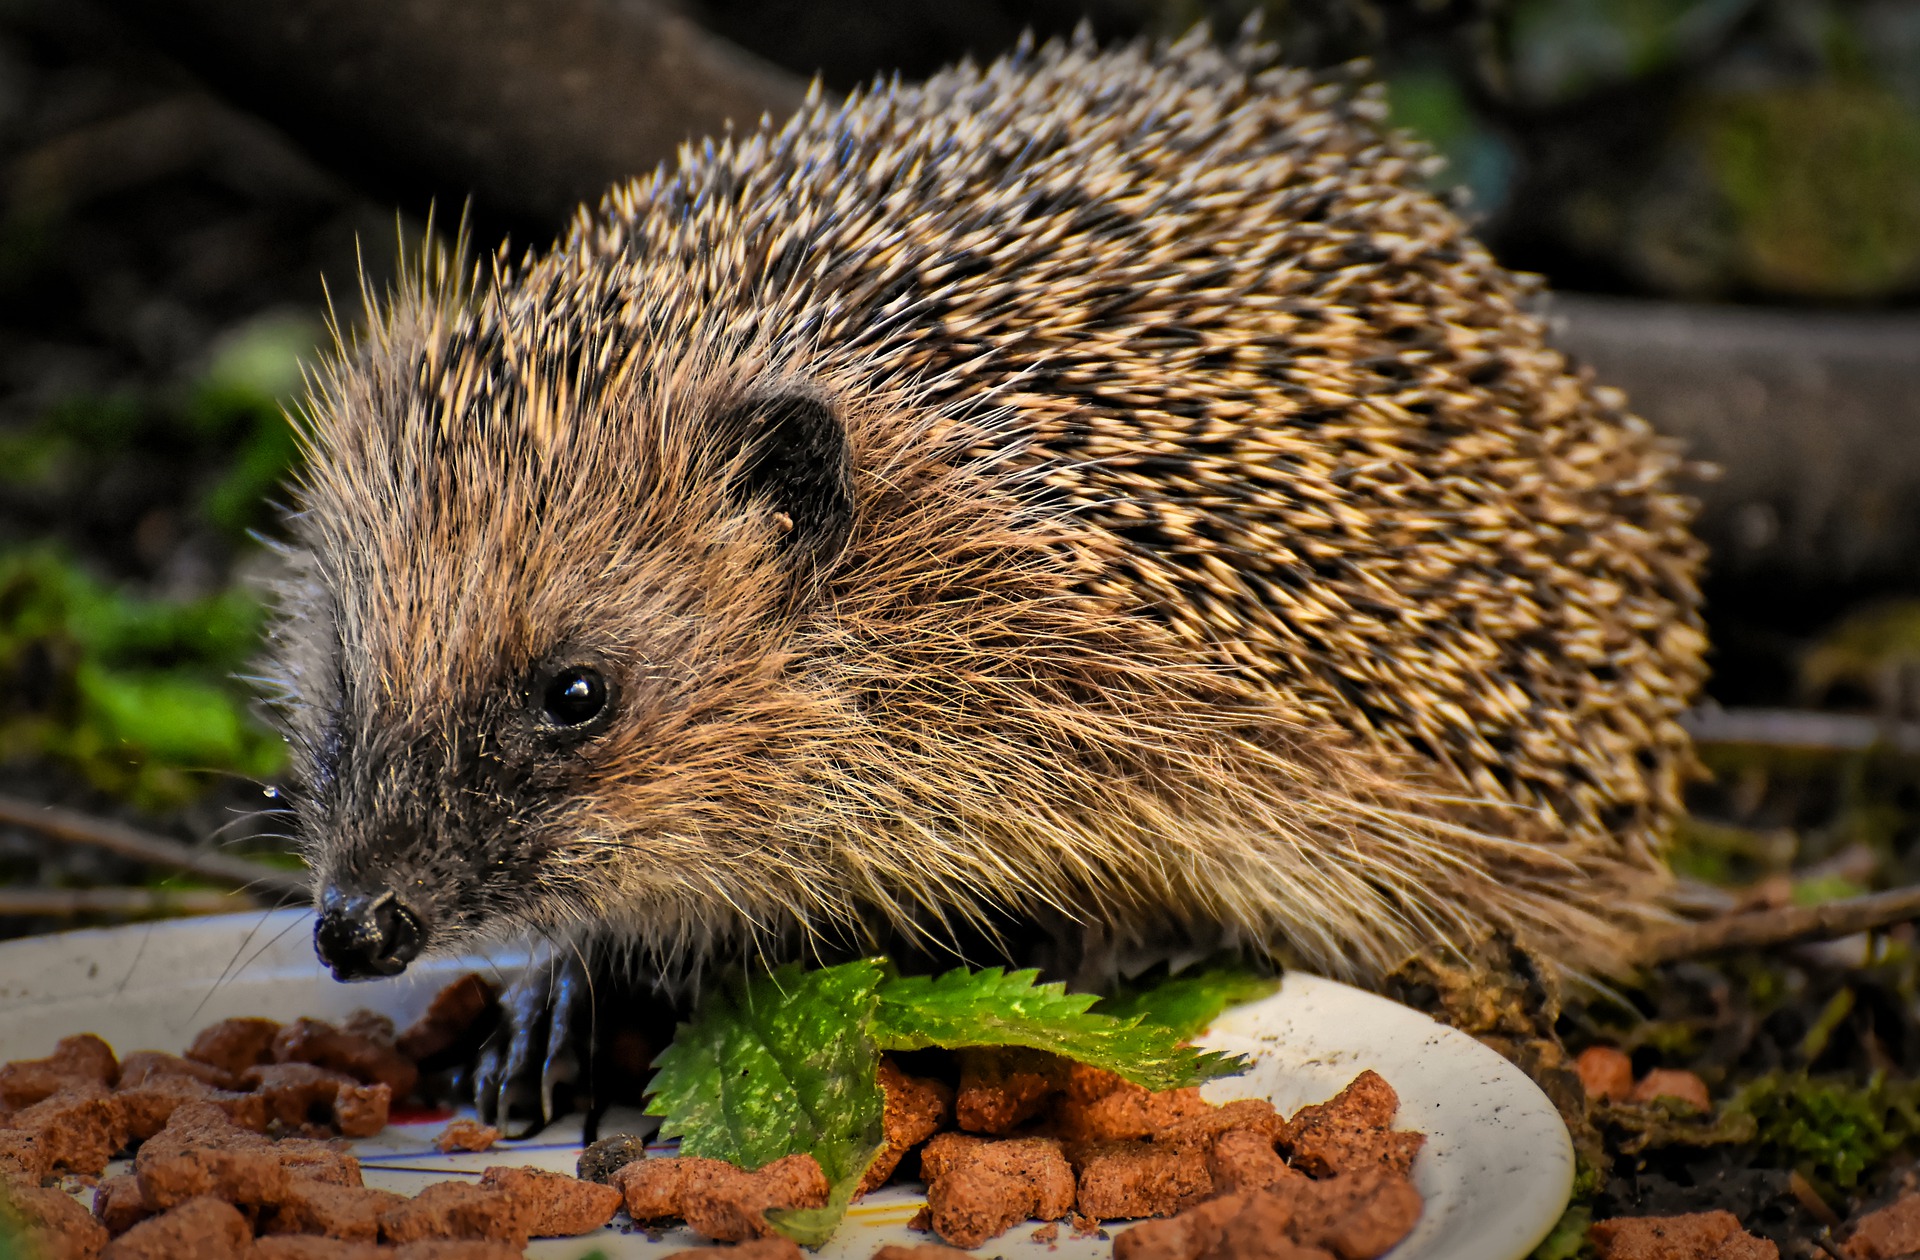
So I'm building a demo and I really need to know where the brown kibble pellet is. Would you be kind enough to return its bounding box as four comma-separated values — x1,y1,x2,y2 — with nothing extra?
1153,1099,1287,1151
395,976,498,1067
260,1180,406,1241
1284,1073,1396,1170
1112,1176,1420,1260
0,1127,51,1186
138,1101,360,1186
272,1019,419,1100
433,1119,499,1154
4,1179,113,1260
1630,1069,1711,1113
612,1152,828,1241
136,1145,293,1212
378,1178,534,1247
391,1244,527,1260
116,1074,271,1141
1575,1047,1635,1104
103,1196,251,1260
917,1132,986,1183
955,1046,1070,1134
93,1173,154,1234
0,1034,120,1110
1285,1073,1421,1179
1207,1128,1298,1195
1215,1192,1341,1260
332,1084,391,1138
341,1011,396,1044
480,1164,622,1236
1308,1171,1424,1260
239,1063,387,1136
185,1019,283,1078
1074,1141,1213,1220
116,1051,238,1092
1590,1209,1779,1260
1049,1065,1213,1144
1112,1193,1250,1260
274,1140,363,1189
1845,1191,1920,1260
246,1239,387,1260
138,1101,265,1162
857,1058,957,1195
681,1153,830,1242
612,1155,724,1221
244,1063,361,1129
923,1134,1075,1248
10,1083,130,1176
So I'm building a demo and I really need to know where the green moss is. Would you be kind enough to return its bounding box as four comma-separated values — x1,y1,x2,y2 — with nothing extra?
1527,1202,1592,1260
1802,600,1920,704
0,314,317,539
0,548,284,806
1726,1071,1920,1194
189,315,318,536
1705,85,1920,299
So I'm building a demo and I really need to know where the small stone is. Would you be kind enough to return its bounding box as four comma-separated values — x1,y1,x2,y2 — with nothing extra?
577,1132,649,1184
1630,1069,1711,1112
1575,1046,1635,1104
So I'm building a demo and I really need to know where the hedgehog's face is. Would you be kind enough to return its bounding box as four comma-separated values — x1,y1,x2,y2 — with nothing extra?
282,362,859,982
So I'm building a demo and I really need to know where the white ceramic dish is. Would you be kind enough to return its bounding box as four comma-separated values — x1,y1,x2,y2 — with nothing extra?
0,911,1573,1259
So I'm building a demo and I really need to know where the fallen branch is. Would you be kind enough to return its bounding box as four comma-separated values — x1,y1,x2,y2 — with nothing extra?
1644,884,1920,962
1552,295,1920,590
0,794,310,901
0,887,257,917
1680,706,1920,755
88,0,808,233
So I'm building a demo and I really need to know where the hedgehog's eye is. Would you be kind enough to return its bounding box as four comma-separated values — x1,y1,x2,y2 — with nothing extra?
541,667,607,728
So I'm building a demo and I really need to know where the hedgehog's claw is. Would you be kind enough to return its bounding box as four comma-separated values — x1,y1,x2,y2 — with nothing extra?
541,960,589,1128
473,955,589,1137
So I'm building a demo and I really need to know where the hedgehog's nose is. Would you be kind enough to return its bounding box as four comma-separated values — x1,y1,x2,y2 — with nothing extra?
314,889,424,981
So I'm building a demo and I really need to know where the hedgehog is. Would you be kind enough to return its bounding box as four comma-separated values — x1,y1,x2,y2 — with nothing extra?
266,27,1706,1122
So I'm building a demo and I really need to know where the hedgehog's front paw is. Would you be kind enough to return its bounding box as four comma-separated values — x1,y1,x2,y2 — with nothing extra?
472,953,594,1136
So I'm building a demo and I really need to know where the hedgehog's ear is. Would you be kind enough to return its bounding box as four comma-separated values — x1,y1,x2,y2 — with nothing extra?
715,390,854,580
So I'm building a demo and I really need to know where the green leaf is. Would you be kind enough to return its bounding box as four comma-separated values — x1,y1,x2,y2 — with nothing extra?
0,547,288,807
1093,958,1281,1040
873,966,1247,1091
644,960,887,1240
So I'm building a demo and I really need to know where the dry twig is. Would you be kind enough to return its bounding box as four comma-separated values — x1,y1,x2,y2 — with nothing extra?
1645,884,1920,962
0,887,255,917
1680,706,1920,755
0,793,310,900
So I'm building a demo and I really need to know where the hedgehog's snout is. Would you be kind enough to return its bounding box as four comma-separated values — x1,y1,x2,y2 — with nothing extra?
314,886,426,981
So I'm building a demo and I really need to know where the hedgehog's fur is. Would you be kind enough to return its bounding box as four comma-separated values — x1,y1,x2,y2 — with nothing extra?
269,27,1706,992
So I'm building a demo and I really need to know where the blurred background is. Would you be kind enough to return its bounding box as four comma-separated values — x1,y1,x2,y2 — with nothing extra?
0,0,1918,1243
